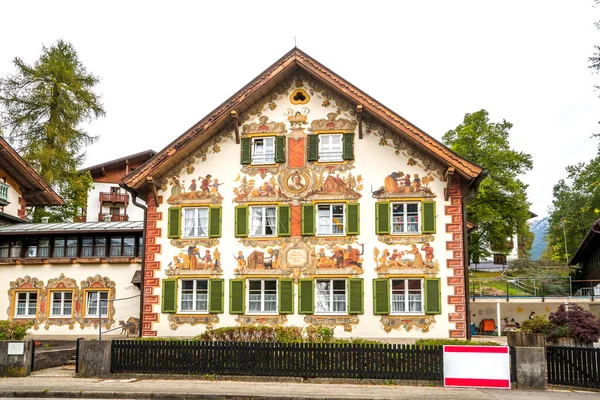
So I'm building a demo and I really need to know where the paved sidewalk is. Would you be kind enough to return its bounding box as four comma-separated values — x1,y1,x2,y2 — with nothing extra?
0,376,599,400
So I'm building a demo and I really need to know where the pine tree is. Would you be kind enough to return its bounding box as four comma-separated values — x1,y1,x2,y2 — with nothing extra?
0,40,105,222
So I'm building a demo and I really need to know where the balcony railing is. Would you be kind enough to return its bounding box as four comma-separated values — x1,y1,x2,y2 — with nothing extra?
0,182,9,206
99,192,129,204
75,215,87,223
470,277,600,300
98,213,129,222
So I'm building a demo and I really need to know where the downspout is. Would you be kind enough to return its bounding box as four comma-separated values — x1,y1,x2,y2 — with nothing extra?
461,170,488,340
120,182,147,338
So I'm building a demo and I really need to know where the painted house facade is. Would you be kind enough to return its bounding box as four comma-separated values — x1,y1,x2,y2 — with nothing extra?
123,49,485,339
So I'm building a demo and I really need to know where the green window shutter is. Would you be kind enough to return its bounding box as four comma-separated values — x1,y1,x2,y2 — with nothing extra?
298,279,314,314
229,279,245,314
234,206,248,237
275,136,286,163
342,133,355,160
424,278,442,315
301,204,315,236
167,207,181,239
278,279,294,314
307,135,319,162
373,279,390,315
422,201,436,233
161,279,177,313
240,137,252,165
208,279,224,313
208,207,222,238
375,202,390,234
347,278,364,315
278,205,291,237
346,203,360,235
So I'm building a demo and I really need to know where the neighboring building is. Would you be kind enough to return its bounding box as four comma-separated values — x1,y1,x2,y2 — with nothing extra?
570,219,600,282
0,137,62,224
77,150,155,222
122,49,485,339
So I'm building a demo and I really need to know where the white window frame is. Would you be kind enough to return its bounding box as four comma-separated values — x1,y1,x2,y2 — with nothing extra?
391,202,421,235
318,134,343,162
85,291,109,318
14,292,37,318
50,291,73,317
315,279,347,315
182,207,209,238
251,136,276,165
249,205,278,237
316,203,346,236
247,279,278,315
390,278,424,315
178,279,209,314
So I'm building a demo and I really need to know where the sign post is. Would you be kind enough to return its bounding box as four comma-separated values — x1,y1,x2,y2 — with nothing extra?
443,345,511,389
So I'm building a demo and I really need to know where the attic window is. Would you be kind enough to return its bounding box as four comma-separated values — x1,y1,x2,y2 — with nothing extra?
290,89,310,105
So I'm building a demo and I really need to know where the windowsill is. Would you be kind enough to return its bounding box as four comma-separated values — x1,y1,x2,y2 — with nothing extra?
181,236,209,240
314,312,348,316
390,232,423,236
49,315,73,319
390,313,425,317
316,233,347,237
250,162,277,166
175,311,209,315
315,160,344,164
13,315,36,319
248,235,278,239
85,315,109,319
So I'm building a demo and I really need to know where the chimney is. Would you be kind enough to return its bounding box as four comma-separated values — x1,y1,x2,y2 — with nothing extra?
41,216,50,224
104,215,112,222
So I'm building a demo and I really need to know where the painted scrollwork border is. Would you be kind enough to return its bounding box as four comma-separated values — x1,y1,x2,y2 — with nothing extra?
7,276,46,330
380,315,436,333
304,315,359,332
79,275,116,330
168,314,219,330
44,274,81,330
235,314,288,327
377,234,435,245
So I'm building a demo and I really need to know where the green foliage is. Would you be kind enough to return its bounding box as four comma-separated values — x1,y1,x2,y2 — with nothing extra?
0,40,105,222
0,320,32,340
304,325,335,343
414,338,500,347
548,303,600,343
443,110,533,262
520,315,553,335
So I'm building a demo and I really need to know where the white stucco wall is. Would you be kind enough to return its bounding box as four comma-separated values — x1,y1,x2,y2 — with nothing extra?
2,179,23,219
86,182,146,222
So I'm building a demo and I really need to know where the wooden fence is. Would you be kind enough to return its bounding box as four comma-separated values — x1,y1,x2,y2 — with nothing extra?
110,340,443,380
547,346,600,389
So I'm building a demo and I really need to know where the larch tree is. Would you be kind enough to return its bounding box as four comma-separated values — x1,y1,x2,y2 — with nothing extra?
0,40,105,222
443,109,533,263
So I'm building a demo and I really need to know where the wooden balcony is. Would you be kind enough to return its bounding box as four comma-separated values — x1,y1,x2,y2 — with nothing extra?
98,213,129,222
99,192,129,204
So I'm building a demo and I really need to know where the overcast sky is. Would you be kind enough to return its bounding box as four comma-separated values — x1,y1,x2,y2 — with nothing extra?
1,0,598,219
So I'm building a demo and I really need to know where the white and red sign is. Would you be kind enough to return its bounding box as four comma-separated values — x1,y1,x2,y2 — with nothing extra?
443,345,511,389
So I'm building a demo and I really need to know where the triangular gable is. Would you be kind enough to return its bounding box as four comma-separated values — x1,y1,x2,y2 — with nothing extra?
123,48,483,194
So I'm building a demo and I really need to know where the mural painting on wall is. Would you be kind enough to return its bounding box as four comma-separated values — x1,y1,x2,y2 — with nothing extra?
372,171,436,198
314,244,364,274
167,174,224,205
166,247,223,276
119,317,140,336
374,244,439,275
380,315,436,333
233,175,282,202
308,112,357,132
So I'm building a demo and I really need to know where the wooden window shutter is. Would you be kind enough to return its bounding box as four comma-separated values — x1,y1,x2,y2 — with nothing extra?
208,279,224,313
347,278,364,315
346,203,360,235
278,279,294,314
167,207,181,239
234,206,248,237
275,136,286,163
307,135,319,162
375,202,390,234
301,204,315,236
161,279,177,313
342,132,355,160
373,279,390,315
422,201,436,233
229,279,245,314
208,207,222,238
424,278,442,315
278,205,291,237
298,279,314,314
240,137,252,165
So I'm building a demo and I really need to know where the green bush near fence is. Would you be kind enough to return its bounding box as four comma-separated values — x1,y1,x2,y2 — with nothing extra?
0,320,32,340
414,338,500,347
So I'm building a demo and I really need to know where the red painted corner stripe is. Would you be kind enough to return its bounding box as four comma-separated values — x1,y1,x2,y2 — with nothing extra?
444,346,508,353
445,377,510,388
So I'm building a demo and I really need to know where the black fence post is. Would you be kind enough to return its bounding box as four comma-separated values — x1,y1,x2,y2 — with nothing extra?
75,337,83,374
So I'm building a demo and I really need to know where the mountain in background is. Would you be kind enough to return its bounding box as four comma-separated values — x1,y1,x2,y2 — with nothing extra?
529,217,549,260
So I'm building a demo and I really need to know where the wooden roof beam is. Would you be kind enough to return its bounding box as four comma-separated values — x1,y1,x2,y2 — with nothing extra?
357,105,363,140
231,110,241,144
444,167,455,201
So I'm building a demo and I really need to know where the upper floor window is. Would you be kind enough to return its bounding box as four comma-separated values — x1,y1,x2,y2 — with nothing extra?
315,279,347,314
249,206,277,237
179,279,208,313
319,134,343,162
392,202,420,234
307,133,354,163
15,292,37,317
183,207,209,238
0,240,8,258
82,237,106,257
26,237,50,258
53,237,78,257
51,291,73,317
247,280,277,314
240,136,285,166
375,201,436,235
317,204,345,236
252,137,275,165
110,236,136,257
391,279,423,315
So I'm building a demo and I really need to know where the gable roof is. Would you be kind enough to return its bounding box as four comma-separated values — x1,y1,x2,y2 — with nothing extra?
569,219,600,266
122,48,483,196
81,150,156,176
0,137,63,206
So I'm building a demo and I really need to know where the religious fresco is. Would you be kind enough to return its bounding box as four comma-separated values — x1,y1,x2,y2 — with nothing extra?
372,171,436,198
167,174,224,205
166,247,223,276
374,244,439,276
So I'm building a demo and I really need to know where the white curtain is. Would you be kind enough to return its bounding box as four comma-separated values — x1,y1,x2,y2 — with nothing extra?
265,207,277,235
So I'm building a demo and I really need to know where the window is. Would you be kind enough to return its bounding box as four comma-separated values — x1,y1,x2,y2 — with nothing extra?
81,237,93,257
86,291,108,317
252,137,275,165
318,134,343,162
109,207,120,216
94,237,106,257
392,202,420,234
9,239,22,258
183,207,209,238
249,206,277,237
248,280,277,314
179,279,208,313
110,187,120,194
0,239,8,258
15,292,37,317
109,236,134,257
317,204,345,235
51,291,73,317
138,238,144,258
316,279,346,314
391,279,423,314
25,238,38,257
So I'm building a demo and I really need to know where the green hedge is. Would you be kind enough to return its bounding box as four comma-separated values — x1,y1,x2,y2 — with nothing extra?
0,320,32,340
414,338,500,347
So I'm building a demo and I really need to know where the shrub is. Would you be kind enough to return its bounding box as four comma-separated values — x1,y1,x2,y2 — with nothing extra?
414,338,500,347
195,326,304,343
548,303,600,343
520,315,553,335
0,320,32,340
304,325,334,343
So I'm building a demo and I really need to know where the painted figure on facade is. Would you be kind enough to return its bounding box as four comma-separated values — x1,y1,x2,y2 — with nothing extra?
374,244,436,271
287,172,306,192
167,247,222,272
234,248,280,273
372,171,435,198
315,244,364,269
167,174,223,203
233,175,280,202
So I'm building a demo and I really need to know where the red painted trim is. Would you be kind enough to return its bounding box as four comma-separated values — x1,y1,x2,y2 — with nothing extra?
444,377,510,388
444,345,508,354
